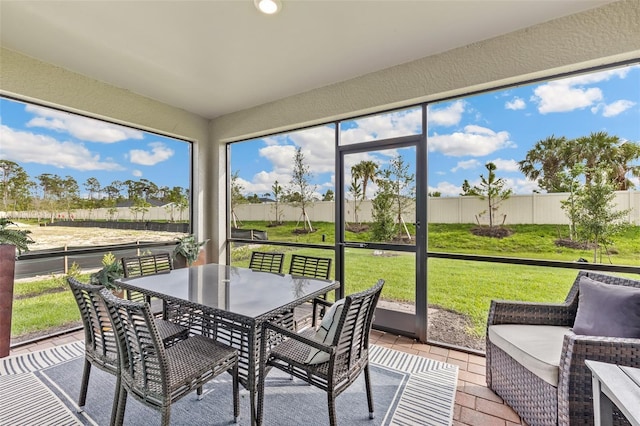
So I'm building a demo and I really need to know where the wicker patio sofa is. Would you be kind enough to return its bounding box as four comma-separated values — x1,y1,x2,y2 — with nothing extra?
486,270,640,425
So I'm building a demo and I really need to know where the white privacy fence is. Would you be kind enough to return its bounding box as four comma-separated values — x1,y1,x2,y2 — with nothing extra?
4,191,640,225
232,191,640,225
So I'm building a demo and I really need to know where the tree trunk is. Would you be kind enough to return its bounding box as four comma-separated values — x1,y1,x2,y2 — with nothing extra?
0,244,16,358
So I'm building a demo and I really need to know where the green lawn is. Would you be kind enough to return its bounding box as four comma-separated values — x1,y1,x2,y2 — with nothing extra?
12,222,640,343
11,274,87,337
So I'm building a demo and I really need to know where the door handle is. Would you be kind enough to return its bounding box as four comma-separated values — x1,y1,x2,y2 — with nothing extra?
340,242,369,248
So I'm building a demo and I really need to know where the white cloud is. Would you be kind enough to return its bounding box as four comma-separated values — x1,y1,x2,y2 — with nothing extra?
562,67,630,85
530,67,630,114
489,158,520,172
288,127,336,174
505,177,540,194
428,125,515,157
132,169,143,177
128,142,174,166
505,97,526,110
242,170,294,196
451,159,480,172
601,100,636,117
429,177,539,197
0,124,124,171
532,82,602,114
341,108,422,144
25,105,143,143
428,181,461,197
259,144,298,174
427,100,465,127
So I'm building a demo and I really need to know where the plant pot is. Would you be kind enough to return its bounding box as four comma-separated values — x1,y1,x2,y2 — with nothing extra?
173,249,206,269
0,244,16,358
192,249,207,266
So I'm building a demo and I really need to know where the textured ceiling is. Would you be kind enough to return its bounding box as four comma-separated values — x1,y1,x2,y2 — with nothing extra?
0,1,614,119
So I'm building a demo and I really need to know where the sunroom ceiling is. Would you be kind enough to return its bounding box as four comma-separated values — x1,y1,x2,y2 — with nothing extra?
0,1,615,119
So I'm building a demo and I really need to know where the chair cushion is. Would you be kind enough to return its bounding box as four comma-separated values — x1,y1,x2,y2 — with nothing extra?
488,324,570,386
305,298,345,364
572,276,640,338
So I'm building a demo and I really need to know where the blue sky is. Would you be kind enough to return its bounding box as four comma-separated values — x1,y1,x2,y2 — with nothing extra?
1,64,639,200
0,98,191,197
231,64,640,198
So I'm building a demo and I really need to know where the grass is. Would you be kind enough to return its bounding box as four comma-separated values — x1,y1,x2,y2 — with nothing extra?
11,273,90,337
239,221,640,264
11,222,640,343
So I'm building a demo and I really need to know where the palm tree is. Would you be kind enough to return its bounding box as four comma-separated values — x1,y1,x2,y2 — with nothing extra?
572,131,618,186
610,140,640,190
352,160,379,200
518,135,572,192
520,132,640,192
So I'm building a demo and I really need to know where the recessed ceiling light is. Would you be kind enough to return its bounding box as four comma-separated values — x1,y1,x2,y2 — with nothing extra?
255,0,281,15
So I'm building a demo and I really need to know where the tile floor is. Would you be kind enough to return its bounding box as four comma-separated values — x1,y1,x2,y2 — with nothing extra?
9,329,524,426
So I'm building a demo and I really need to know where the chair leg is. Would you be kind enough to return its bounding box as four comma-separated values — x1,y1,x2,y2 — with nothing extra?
232,364,239,423
197,386,203,400
112,387,127,426
78,359,92,409
327,393,337,426
109,374,121,426
364,363,375,419
257,355,267,425
160,405,171,426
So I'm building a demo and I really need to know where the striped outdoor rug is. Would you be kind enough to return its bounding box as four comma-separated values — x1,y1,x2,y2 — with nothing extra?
0,342,457,425
0,373,81,426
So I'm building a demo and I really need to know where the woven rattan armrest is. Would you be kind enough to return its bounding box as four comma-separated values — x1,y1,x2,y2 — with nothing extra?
557,330,640,424
487,299,575,327
262,321,336,356
559,331,640,372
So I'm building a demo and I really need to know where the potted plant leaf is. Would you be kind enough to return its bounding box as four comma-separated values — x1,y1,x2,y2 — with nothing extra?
172,234,208,268
0,218,34,357
89,252,124,292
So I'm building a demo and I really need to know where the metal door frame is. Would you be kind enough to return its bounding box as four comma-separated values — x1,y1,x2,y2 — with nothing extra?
335,108,428,341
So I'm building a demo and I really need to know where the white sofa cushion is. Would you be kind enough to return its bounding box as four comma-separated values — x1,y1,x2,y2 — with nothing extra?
305,298,345,364
488,324,571,387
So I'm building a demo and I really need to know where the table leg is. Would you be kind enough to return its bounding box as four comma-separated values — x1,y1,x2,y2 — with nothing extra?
249,327,257,426
592,374,614,426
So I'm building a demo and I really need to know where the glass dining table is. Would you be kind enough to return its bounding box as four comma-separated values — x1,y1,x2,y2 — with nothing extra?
115,263,339,425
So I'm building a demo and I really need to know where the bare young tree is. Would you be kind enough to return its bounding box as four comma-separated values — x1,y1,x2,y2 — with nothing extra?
288,147,316,232
573,167,630,263
465,162,512,228
270,180,284,225
371,154,415,241
230,171,245,227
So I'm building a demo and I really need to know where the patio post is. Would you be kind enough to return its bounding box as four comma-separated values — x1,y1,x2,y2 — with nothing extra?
0,244,16,357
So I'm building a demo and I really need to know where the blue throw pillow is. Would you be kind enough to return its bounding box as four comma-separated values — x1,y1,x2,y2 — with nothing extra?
572,276,640,338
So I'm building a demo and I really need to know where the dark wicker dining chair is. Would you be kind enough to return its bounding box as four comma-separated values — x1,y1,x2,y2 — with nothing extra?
288,254,332,279
257,279,384,426
67,277,120,419
99,288,240,426
121,252,173,316
287,254,333,329
121,252,172,278
68,277,190,418
249,251,285,273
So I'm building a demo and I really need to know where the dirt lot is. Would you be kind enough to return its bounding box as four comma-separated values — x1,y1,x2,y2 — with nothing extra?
17,222,184,251
15,222,485,351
